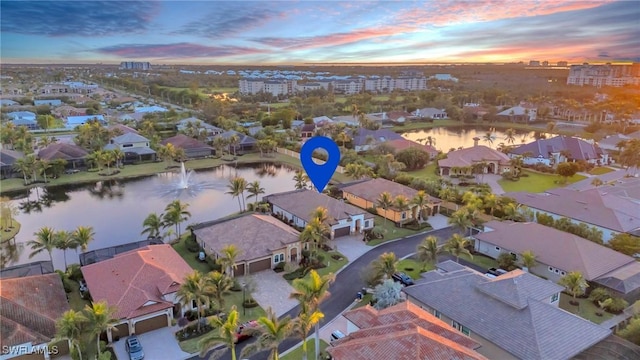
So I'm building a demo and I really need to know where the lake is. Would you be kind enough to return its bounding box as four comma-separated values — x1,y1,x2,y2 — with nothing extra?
402,126,550,152
2,163,298,270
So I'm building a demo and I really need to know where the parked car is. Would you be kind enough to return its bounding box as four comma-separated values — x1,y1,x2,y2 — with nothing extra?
330,330,346,342
391,272,415,286
235,320,259,343
486,268,508,277
125,336,144,360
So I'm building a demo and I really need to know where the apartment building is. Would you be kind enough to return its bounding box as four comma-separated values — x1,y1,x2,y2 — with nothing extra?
120,61,152,70
239,78,297,96
567,63,640,87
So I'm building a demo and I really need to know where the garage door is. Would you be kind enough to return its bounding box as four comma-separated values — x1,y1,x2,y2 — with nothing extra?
135,314,167,334
114,323,130,340
249,258,272,273
235,263,245,277
334,226,351,238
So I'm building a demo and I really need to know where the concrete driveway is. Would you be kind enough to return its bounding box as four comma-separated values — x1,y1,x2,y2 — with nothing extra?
332,234,369,262
112,325,191,360
247,270,298,317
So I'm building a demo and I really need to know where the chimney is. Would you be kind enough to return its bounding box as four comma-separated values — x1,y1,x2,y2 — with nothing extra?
473,137,480,147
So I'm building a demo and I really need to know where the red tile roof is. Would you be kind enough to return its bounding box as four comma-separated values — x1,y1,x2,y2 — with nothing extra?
438,145,510,168
161,134,212,150
81,244,193,320
386,138,438,157
0,274,70,348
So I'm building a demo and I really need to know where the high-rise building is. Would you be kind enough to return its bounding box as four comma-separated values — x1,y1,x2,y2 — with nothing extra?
567,63,640,87
120,62,151,70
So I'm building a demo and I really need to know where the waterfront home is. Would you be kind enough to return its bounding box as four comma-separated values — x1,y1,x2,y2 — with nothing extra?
412,107,447,119
438,140,511,176
0,149,25,179
349,128,403,152
213,130,257,154
176,117,223,137
509,135,607,166
38,143,88,169
161,134,214,159
497,105,537,122
105,133,156,163
386,138,438,159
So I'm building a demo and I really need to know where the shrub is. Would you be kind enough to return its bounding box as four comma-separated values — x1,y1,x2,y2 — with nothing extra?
185,236,200,253
283,267,309,280
331,254,343,261
56,270,74,293
230,279,243,292
366,207,378,215
243,298,259,308
66,264,83,281
394,173,415,186
497,252,517,271
588,288,611,305
175,322,213,341
603,297,628,314
273,262,285,273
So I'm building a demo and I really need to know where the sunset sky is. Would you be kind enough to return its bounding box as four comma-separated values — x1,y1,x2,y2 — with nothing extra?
1,0,639,65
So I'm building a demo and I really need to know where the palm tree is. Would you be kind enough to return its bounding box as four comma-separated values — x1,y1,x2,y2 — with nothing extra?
482,131,496,147
207,271,233,309
394,195,410,227
290,270,335,360
246,180,265,210
290,303,324,360
38,159,51,183
112,148,124,168
13,156,31,185
54,230,73,270
416,236,440,271
372,252,398,279
71,226,95,255
54,310,88,360
84,301,118,359
444,234,472,263
227,177,248,212
141,212,164,238
483,193,498,216
198,306,241,360
504,128,517,144
176,271,215,332
376,192,393,228
218,244,242,277
293,170,309,190
411,191,429,221
559,271,589,305
299,218,329,251
310,206,329,224
240,307,292,360
520,250,537,272
163,200,191,240
448,208,474,236
28,227,57,263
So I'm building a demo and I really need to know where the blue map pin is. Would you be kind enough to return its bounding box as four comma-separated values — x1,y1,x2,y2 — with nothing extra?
300,136,341,193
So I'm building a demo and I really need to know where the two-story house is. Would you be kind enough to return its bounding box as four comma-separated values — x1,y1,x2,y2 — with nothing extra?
105,133,156,163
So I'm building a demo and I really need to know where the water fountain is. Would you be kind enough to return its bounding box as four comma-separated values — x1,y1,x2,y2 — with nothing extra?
177,162,193,189
154,162,223,198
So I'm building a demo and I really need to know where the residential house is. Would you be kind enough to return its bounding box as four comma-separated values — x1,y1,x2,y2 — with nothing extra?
0,99,19,106
300,123,316,139
7,111,38,130
33,99,62,107
52,105,85,118
0,273,71,360
312,116,333,127
81,245,193,340
109,123,139,135
497,105,537,122
412,108,447,120
66,115,106,129
134,106,168,113
330,301,487,360
161,134,214,158
386,138,438,159
118,112,147,123
0,149,24,179
176,117,223,137
505,187,640,241
192,214,301,276
341,178,441,225
475,221,640,302
214,130,257,155
598,133,631,152
404,261,611,360
331,115,361,127
104,133,156,163
350,128,403,152
509,135,607,166
384,110,413,124
38,143,88,168
438,140,511,176
264,189,375,239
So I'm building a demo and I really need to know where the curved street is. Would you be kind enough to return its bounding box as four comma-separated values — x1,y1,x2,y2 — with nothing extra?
192,226,459,360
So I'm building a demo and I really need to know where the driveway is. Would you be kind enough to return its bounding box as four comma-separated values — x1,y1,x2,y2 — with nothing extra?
112,325,191,360
248,270,298,317
482,174,505,195
333,234,369,262
428,214,450,230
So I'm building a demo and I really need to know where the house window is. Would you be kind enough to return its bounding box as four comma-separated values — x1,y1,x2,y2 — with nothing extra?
548,266,554,272
452,321,471,336
434,310,441,319
278,254,284,262
495,246,501,251
401,212,406,220
123,144,133,148
274,253,284,263
191,300,197,309
555,269,559,274
364,220,369,227
551,293,559,302
561,271,566,276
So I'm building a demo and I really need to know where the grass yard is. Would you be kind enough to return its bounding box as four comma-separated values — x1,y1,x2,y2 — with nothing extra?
559,293,614,324
497,170,586,193
456,252,499,270
1,220,20,242
397,258,433,279
68,279,92,311
407,162,440,180
352,293,374,309
589,166,615,175
316,249,349,278
367,215,422,246
207,87,239,94
172,237,211,274
281,339,330,360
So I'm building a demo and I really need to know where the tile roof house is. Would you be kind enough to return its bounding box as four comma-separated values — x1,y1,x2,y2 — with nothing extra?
264,189,375,239
7,111,38,130
66,115,106,129
438,141,511,176
109,123,139,135
176,117,223,137
404,261,611,360
81,244,193,340
161,134,214,159
475,221,640,302
38,143,88,168
412,107,447,119
341,178,441,225
506,187,640,241
213,130,257,155
509,135,607,166
384,110,413,124
104,133,156,163
192,214,301,276
497,105,537,122
0,273,71,359
52,105,86,117
349,128,403,152
386,138,438,159
329,301,487,360
300,123,316,138
0,148,25,179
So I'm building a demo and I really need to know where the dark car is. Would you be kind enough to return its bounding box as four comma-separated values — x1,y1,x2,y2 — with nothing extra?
487,268,508,277
125,336,144,360
235,320,259,343
392,272,415,286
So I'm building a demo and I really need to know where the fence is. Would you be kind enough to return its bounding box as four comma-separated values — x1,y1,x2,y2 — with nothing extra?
79,237,164,266
276,148,345,174
0,261,54,279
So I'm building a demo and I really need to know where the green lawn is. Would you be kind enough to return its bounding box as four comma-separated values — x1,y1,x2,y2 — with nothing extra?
177,328,214,354
407,162,440,180
207,87,239,94
367,215,422,246
456,252,499,270
392,119,461,132
559,293,614,324
397,258,433,279
315,249,349,278
1,220,20,242
68,279,92,311
589,167,615,175
172,237,211,274
281,339,330,360
352,293,374,309
497,170,586,193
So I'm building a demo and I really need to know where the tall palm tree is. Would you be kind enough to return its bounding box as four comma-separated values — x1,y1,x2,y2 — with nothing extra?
28,227,57,264
394,195,410,227
241,307,292,360
448,207,474,236
163,200,191,240
483,193,498,216
112,148,124,168
246,180,265,210
207,271,233,309
376,192,394,228
54,310,88,360
371,252,398,279
310,206,329,225
71,226,95,255
416,236,440,271
299,218,329,251
559,271,589,304
141,212,164,238
411,191,429,221
482,131,496,147
290,270,335,360
13,156,31,185
176,271,215,332
218,244,242,277
198,306,241,360
293,170,309,190
54,230,74,270
504,128,517,144
84,301,118,359
520,250,537,272
290,303,324,360
226,177,248,212
444,234,472,263
38,159,51,183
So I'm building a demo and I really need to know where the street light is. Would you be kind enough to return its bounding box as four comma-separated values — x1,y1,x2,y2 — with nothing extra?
242,281,247,316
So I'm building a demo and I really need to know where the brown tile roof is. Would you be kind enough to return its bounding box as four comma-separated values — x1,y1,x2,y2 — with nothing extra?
331,303,486,360
109,123,139,134
38,143,88,161
263,189,373,226
161,134,213,150
341,178,440,205
0,273,70,348
193,214,300,262
438,145,510,168
386,138,438,156
477,221,637,281
80,244,192,320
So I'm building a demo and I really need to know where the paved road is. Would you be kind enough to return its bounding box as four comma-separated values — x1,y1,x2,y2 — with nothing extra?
191,226,460,360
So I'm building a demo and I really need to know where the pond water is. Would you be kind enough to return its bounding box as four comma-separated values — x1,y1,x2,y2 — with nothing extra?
2,163,298,270
402,126,550,152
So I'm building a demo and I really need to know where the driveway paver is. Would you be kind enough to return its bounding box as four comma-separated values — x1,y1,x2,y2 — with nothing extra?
332,234,369,262
248,270,298,317
112,325,191,360
428,214,450,230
